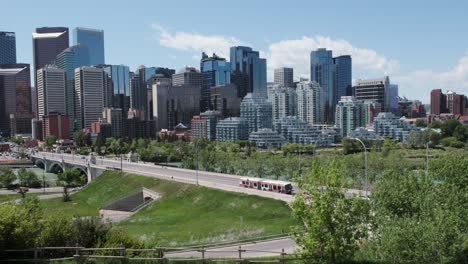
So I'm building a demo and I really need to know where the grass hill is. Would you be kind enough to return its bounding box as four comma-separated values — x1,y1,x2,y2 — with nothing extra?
39,171,296,246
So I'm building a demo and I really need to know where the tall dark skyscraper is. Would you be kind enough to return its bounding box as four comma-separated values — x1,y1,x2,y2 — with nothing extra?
310,48,334,123
99,64,130,117
32,27,69,116
0,32,16,64
0,64,32,137
73,27,105,66
200,52,231,111
333,55,352,99
230,46,267,99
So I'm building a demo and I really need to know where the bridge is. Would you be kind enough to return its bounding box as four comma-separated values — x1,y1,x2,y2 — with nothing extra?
29,151,295,202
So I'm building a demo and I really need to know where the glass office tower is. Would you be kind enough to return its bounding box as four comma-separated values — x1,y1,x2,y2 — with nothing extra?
0,32,16,64
73,27,105,66
333,55,352,99
100,65,130,117
55,44,91,126
230,46,267,99
310,48,334,123
200,52,231,111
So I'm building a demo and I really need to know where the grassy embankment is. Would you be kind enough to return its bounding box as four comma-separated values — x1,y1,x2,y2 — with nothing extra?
39,171,296,246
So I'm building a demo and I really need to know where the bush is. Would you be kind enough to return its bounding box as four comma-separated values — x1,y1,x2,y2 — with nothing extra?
441,137,465,148
17,168,41,188
0,167,17,188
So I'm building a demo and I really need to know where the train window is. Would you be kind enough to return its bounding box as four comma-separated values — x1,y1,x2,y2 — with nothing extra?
273,185,277,190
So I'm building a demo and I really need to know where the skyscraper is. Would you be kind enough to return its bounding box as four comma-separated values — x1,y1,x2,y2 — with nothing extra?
310,48,334,123
230,46,267,98
274,67,294,88
200,53,231,111
296,81,324,125
137,66,175,120
0,64,32,137
36,65,66,118
335,96,367,138
73,27,105,66
172,66,203,86
32,27,69,72
333,55,352,98
430,89,447,115
32,27,69,116
0,32,16,64
55,44,90,122
354,76,394,111
74,66,105,130
99,64,130,117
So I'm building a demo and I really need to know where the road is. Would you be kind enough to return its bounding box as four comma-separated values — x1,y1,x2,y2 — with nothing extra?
166,237,298,259
0,187,63,195
32,152,369,202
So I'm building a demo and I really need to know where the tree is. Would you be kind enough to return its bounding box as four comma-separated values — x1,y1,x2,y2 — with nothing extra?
359,155,468,263
406,131,423,148
0,167,16,188
440,119,461,138
381,138,395,157
94,133,105,153
44,135,57,147
453,124,468,142
17,168,41,188
57,170,85,201
441,137,465,148
73,131,91,147
291,160,370,263
342,137,362,154
415,118,426,127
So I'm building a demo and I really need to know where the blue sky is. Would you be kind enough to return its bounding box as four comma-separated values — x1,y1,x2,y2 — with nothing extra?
2,0,468,103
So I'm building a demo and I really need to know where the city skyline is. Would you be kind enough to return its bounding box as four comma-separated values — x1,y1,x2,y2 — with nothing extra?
1,0,468,104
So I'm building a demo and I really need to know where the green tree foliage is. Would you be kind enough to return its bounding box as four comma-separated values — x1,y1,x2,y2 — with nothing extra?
441,137,465,148
292,160,370,264
57,169,86,201
44,135,57,147
73,131,91,147
0,197,42,250
441,119,462,138
0,167,16,188
17,168,41,188
381,138,395,157
415,118,426,127
453,124,468,142
0,199,143,253
359,154,468,263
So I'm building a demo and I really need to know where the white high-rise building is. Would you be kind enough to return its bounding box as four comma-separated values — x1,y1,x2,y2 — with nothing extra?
267,86,297,121
274,67,294,88
36,65,66,118
296,81,324,125
75,66,104,130
335,96,367,138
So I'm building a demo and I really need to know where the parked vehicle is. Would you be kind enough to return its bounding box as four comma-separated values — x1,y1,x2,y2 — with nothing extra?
239,177,293,194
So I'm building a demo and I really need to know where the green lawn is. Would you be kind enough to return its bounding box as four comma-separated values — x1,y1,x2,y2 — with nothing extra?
39,171,296,246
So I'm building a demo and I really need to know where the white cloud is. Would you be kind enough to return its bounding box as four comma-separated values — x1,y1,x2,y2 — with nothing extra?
394,55,468,103
152,24,242,58
265,36,399,81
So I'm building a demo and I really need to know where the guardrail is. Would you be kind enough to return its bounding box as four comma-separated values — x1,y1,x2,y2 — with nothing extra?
0,242,302,263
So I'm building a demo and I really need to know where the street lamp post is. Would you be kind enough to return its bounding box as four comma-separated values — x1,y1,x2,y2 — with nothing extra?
120,154,123,171
352,138,368,197
195,142,199,185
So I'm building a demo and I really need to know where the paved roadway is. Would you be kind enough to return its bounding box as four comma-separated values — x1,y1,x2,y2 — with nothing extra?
166,237,298,259
32,152,369,202
34,152,296,202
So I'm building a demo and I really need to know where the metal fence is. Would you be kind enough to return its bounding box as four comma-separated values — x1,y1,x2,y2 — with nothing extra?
0,245,307,263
